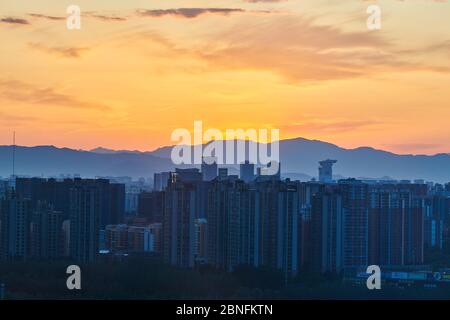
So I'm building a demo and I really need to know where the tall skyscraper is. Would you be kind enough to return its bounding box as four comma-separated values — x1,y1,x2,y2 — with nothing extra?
162,178,197,268
298,181,330,270
318,160,337,183
240,160,255,183
207,179,261,271
368,184,425,266
69,185,101,263
298,204,312,270
339,179,369,268
0,196,32,261
311,187,344,273
30,202,64,259
208,179,243,271
275,181,299,278
257,180,299,277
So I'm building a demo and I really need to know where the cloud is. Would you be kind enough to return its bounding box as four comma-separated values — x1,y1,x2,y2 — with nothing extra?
0,79,108,110
187,15,450,82
193,16,389,82
28,42,90,58
128,11,449,83
132,15,395,82
136,8,245,19
28,13,65,20
0,17,29,25
28,12,127,22
83,12,127,21
397,40,450,57
427,40,450,52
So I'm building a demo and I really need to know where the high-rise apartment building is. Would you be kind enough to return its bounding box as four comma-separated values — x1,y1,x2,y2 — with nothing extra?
257,180,299,277
69,185,101,263
15,177,125,228
30,202,64,259
368,184,425,266
207,179,246,271
0,196,32,261
311,187,344,272
162,178,197,268
339,179,369,268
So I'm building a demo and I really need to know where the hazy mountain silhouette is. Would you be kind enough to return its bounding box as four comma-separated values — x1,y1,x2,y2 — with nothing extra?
90,147,144,155
0,138,449,182
0,145,173,179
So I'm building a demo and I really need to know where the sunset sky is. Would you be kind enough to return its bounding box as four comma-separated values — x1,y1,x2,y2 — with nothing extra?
0,0,449,154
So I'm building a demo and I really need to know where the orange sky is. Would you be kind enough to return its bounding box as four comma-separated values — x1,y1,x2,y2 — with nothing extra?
0,0,449,154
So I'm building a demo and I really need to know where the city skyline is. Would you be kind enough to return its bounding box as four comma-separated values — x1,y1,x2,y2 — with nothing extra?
2,167,449,300
1,0,450,154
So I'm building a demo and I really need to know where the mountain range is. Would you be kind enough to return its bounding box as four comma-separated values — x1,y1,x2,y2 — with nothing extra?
0,138,449,183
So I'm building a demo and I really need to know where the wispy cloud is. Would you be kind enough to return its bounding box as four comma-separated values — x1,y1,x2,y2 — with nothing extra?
190,15,449,82
136,8,245,19
28,12,127,22
397,39,450,57
28,13,65,21
0,17,29,25
83,12,127,21
0,79,108,110
28,42,90,58
130,15,395,82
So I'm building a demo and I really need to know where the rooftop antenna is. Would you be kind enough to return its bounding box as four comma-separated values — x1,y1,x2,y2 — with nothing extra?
12,131,16,178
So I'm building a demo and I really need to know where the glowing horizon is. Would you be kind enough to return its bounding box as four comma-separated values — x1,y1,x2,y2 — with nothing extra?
1,0,449,155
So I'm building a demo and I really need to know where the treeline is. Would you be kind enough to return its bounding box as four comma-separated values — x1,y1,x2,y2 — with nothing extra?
0,257,281,299
1,257,450,299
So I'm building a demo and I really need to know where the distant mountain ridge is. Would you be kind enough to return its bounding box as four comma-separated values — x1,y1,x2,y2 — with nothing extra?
0,137,449,183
